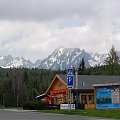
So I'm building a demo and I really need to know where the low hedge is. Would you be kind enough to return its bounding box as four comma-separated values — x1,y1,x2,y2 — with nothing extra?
22,101,49,110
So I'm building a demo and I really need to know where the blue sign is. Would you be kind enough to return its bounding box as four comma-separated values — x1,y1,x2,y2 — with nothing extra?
95,87,120,109
67,76,74,87
67,68,74,88
96,104,120,109
96,87,111,98
96,87,112,105
67,68,74,75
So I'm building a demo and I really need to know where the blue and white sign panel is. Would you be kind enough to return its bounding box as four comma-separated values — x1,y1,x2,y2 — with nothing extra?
96,104,120,109
60,104,75,110
67,76,74,87
96,86,120,109
67,68,74,75
67,68,74,88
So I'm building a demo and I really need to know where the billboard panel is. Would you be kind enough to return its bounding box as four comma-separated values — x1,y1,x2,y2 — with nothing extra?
96,86,120,109
96,87,112,104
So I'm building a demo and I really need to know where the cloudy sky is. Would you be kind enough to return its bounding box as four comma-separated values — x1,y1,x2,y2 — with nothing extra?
0,0,120,62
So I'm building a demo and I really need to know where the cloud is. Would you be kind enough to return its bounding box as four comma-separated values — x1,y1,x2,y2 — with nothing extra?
0,0,120,61
0,0,100,21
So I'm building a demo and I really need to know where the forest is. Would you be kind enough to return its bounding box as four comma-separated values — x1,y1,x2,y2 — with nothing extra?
0,68,65,107
0,45,120,107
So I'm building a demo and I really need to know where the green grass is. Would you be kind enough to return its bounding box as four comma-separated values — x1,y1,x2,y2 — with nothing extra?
39,109,120,119
0,105,4,109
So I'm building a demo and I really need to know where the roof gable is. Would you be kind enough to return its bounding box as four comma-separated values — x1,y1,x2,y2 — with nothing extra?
46,75,67,94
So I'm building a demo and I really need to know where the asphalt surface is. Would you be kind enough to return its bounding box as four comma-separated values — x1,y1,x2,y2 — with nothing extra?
0,109,118,120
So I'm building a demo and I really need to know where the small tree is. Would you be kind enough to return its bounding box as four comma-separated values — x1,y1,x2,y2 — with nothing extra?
105,45,120,75
78,57,85,75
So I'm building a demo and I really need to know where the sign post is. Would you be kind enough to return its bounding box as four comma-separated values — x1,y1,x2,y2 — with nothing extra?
67,68,74,110
67,68,74,88
75,70,78,109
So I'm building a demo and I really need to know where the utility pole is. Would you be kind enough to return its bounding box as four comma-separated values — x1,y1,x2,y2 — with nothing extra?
17,79,19,108
3,94,5,108
75,69,78,109
75,69,78,89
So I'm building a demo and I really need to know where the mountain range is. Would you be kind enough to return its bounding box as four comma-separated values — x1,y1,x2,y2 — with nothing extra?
0,47,118,70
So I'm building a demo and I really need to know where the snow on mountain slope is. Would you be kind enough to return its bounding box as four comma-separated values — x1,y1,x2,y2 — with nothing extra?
36,48,108,70
89,52,108,67
0,48,113,69
0,55,33,68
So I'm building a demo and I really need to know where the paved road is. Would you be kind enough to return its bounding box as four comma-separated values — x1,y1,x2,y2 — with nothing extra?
0,109,118,120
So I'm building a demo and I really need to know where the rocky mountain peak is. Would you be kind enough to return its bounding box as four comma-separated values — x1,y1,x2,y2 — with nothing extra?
0,48,116,70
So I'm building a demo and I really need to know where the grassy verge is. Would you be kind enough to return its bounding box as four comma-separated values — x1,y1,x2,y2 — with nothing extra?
39,109,120,119
0,105,4,109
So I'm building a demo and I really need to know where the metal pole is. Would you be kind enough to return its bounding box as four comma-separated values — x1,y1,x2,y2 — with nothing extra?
75,70,78,89
3,94,4,108
70,89,71,110
17,79,19,108
68,89,69,110
75,70,78,109
17,95,18,108
68,89,72,110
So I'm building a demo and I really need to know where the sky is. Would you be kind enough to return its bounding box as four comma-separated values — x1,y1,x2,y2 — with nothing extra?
0,0,120,62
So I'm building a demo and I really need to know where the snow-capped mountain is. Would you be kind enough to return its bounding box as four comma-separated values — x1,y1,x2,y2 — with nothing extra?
0,55,33,68
89,52,108,67
36,48,108,70
0,48,112,69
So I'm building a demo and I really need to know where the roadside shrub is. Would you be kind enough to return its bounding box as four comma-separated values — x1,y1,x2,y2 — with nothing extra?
22,101,49,110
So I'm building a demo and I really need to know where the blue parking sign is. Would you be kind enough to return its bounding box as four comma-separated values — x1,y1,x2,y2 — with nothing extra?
67,76,74,87
67,68,74,75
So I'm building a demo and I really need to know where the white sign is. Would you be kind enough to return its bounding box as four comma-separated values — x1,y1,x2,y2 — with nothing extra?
60,104,75,110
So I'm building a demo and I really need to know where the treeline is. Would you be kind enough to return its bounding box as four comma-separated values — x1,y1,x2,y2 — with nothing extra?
0,68,65,107
81,65,120,75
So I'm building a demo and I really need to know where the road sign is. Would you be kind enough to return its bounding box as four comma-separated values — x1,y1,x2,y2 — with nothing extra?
67,68,74,75
67,68,74,109
67,75,74,88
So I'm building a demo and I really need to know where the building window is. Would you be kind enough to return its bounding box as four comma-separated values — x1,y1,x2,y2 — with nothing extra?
51,96,54,105
63,93,67,103
111,86,120,103
81,94,87,104
89,94,94,104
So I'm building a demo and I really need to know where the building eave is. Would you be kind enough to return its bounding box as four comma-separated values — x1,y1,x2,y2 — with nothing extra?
93,82,120,87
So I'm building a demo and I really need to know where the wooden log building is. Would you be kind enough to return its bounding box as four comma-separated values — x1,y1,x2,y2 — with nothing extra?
37,75,120,109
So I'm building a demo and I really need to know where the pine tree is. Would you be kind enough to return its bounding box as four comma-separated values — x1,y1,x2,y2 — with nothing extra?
78,57,85,74
81,57,85,70
105,45,120,75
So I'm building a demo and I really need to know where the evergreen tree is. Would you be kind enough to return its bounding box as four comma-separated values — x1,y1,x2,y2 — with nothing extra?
105,45,120,75
78,57,85,74
81,57,85,70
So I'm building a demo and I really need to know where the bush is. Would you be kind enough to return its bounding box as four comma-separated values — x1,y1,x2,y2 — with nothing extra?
22,101,49,110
